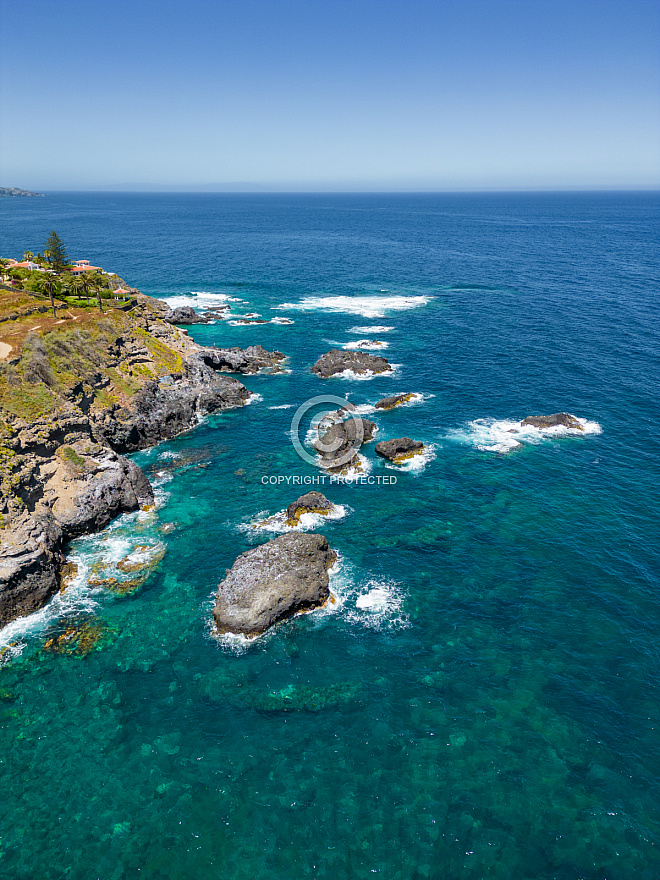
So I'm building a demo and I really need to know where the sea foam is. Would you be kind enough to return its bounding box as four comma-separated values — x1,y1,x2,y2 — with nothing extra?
342,339,390,351
276,295,431,318
348,325,395,334
448,416,603,454
382,443,437,473
161,291,240,311
241,504,349,536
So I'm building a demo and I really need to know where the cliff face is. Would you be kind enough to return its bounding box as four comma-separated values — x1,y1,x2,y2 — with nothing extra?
0,292,258,627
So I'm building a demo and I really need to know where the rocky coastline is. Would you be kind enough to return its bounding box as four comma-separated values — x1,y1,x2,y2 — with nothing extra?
0,290,284,627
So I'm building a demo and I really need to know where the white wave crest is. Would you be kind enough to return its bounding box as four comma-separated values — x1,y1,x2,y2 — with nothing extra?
161,291,240,311
342,339,390,351
349,325,395,334
270,316,295,325
448,416,603,454
332,566,408,631
157,450,182,461
0,559,98,656
241,504,349,535
331,365,396,381
382,443,437,473
276,295,431,318
352,403,377,415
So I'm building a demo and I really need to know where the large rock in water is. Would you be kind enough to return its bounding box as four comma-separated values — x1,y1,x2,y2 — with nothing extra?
285,491,334,525
375,392,418,410
311,349,391,378
375,437,424,462
521,412,583,430
213,533,337,636
313,418,376,470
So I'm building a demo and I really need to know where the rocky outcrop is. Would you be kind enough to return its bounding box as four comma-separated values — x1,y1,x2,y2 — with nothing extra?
285,491,334,526
0,294,277,627
311,349,391,378
213,533,337,637
0,419,156,626
313,418,376,471
95,363,250,453
521,413,583,430
50,453,153,537
196,345,286,375
375,437,424,462
375,392,417,410
0,513,63,625
163,306,208,325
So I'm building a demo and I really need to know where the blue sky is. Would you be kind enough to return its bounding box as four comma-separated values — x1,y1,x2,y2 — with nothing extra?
1,0,658,190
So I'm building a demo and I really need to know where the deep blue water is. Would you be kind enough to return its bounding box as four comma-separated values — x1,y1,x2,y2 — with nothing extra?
0,192,659,879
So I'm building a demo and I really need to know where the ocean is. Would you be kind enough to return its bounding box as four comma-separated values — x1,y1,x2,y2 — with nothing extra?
0,191,659,879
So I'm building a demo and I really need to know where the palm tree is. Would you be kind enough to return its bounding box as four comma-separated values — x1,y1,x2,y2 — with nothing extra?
78,273,92,305
35,273,59,319
88,276,104,313
70,274,85,305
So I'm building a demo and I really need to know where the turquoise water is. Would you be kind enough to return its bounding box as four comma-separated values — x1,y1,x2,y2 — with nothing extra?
1,192,659,879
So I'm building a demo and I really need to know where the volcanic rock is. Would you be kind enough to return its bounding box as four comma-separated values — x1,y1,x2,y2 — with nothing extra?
163,306,208,325
375,392,417,410
311,349,391,378
213,533,337,636
197,345,286,374
285,491,334,525
313,418,376,470
375,437,424,462
521,413,583,430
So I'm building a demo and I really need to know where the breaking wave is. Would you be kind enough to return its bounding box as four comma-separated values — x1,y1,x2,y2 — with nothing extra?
447,416,603,454
276,295,431,318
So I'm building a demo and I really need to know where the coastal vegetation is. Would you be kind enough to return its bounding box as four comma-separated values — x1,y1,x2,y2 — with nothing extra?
0,255,291,628
44,231,68,272
1,233,130,318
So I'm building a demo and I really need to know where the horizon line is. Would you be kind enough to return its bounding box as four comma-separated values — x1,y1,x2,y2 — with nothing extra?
27,186,660,195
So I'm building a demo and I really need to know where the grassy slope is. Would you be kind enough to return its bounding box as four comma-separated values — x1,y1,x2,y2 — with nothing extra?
0,286,186,424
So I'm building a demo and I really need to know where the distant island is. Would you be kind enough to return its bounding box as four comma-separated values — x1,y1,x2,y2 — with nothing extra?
0,187,44,198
